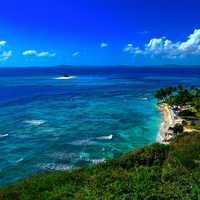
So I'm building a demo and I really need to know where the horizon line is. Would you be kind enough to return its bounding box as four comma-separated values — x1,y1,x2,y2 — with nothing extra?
1,64,200,68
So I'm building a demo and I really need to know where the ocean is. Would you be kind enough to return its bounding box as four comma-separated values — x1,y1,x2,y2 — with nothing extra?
0,66,200,186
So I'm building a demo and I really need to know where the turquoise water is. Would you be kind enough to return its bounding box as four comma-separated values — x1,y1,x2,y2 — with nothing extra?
0,66,200,185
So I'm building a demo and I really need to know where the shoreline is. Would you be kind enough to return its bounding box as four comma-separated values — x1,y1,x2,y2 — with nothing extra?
157,103,176,144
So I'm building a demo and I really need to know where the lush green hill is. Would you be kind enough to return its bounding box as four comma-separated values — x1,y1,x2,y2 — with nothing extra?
0,131,200,200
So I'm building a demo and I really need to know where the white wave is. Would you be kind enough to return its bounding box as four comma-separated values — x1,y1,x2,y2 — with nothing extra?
49,152,78,160
70,139,95,146
80,156,105,165
138,97,148,101
91,158,105,165
96,134,113,140
0,134,8,138
54,76,76,80
24,120,46,126
16,158,24,163
41,163,73,171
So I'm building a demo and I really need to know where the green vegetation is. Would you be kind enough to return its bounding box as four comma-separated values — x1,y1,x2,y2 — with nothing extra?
0,132,200,200
179,110,196,117
154,85,200,107
169,123,184,135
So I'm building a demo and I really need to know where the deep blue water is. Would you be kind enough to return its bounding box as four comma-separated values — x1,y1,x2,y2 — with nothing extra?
0,66,200,186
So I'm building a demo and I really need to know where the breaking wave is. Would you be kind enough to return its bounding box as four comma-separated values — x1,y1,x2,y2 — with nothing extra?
96,134,113,140
24,120,46,126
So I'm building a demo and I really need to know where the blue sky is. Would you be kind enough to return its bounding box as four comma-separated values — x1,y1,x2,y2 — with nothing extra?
0,0,200,66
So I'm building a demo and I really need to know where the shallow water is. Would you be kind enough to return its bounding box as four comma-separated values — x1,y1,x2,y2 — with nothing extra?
0,66,200,185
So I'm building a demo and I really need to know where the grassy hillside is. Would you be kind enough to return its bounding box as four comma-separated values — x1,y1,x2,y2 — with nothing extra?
0,131,200,200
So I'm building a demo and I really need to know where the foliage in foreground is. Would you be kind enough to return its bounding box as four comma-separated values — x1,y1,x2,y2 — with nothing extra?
0,132,200,200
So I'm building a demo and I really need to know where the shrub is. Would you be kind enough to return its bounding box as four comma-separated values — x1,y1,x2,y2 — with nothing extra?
179,110,196,117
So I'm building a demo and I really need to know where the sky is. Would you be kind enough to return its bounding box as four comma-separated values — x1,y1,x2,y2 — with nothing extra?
0,0,200,67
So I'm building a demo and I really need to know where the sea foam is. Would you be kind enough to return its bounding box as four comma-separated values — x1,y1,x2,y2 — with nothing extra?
96,134,113,140
41,163,73,171
70,139,95,146
91,158,105,165
80,157,105,165
24,120,46,126
0,134,8,138
16,158,24,163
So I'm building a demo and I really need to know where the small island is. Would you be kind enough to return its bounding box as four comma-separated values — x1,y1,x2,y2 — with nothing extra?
0,86,200,199
63,74,71,78
54,75,76,80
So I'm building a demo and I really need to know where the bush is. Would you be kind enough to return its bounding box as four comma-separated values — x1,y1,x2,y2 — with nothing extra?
170,123,184,135
179,110,196,117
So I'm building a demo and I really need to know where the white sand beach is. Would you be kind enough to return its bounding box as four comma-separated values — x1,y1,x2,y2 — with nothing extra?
157,103,180,144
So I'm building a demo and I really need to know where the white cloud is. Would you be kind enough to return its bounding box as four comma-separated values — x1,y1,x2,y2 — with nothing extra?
123,43,143,54
145,37,180,58
123,43,133,52
178,29,200,54
146,38,165,53
124,28,200,59
0,50,12,61
37,52,56,57
22,50,37,56
100,42,108,48
0,40,7,47
72,51,80,57
22,50,56,57
0,40,12,62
